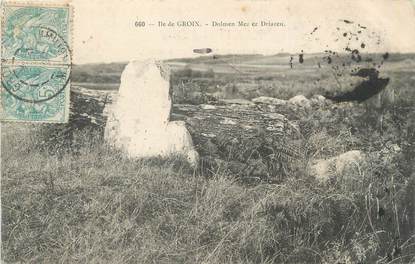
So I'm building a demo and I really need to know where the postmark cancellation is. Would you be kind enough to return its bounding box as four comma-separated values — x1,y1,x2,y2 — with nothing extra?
1,1,72,123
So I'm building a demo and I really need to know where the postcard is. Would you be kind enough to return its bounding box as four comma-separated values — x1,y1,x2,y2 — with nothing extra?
1,0,415,263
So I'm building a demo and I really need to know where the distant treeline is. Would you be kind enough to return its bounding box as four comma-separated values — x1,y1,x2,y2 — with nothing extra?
72,62,216,83
72,63,126,83
171,67,215,79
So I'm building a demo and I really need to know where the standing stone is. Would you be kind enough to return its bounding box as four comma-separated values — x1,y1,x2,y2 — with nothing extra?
105,59,199,166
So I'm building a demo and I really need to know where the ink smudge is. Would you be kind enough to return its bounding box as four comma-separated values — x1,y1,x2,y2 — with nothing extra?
310,26,319,35
193,48,213,54
325,68,389,102
293,20,389,104
351,49,362,62
327,56,332,64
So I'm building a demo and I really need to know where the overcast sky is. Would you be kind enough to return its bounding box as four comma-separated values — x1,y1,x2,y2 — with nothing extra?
69,0,415,64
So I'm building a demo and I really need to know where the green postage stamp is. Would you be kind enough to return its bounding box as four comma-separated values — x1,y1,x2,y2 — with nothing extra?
1,2,72,123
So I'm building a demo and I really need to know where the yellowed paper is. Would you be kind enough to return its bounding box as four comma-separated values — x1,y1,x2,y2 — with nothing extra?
1,0,415,263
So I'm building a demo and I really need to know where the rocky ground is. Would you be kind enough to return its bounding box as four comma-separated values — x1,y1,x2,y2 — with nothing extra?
3,77,415,263
12,83,412,263
6,53,413,262
56,86,412,186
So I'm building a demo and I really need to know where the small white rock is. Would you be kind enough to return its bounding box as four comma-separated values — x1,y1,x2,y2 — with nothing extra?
220,118,237,125
201,133,216,138
310,150,364,182
310,95,327,106
264,113,286,120
201,104,217,110
252,96,287,105
288,95,312,108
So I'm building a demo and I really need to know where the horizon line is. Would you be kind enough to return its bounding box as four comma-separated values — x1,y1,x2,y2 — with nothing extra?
73,51,415,65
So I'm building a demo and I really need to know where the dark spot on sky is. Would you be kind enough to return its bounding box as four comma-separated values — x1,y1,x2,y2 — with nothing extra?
314,22,389,95
310,26,319,34
193,48,212,54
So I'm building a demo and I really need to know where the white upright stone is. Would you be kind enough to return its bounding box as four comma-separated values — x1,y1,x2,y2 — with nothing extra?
105,59,199,166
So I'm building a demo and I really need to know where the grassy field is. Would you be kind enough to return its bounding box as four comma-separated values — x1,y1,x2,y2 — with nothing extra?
2,53,415,263
72,53,415,105
2,105,415,263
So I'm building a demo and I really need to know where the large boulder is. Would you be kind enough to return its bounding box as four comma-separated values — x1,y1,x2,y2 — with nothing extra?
70,87,302,180
105,59,199,166
71,61,303,179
